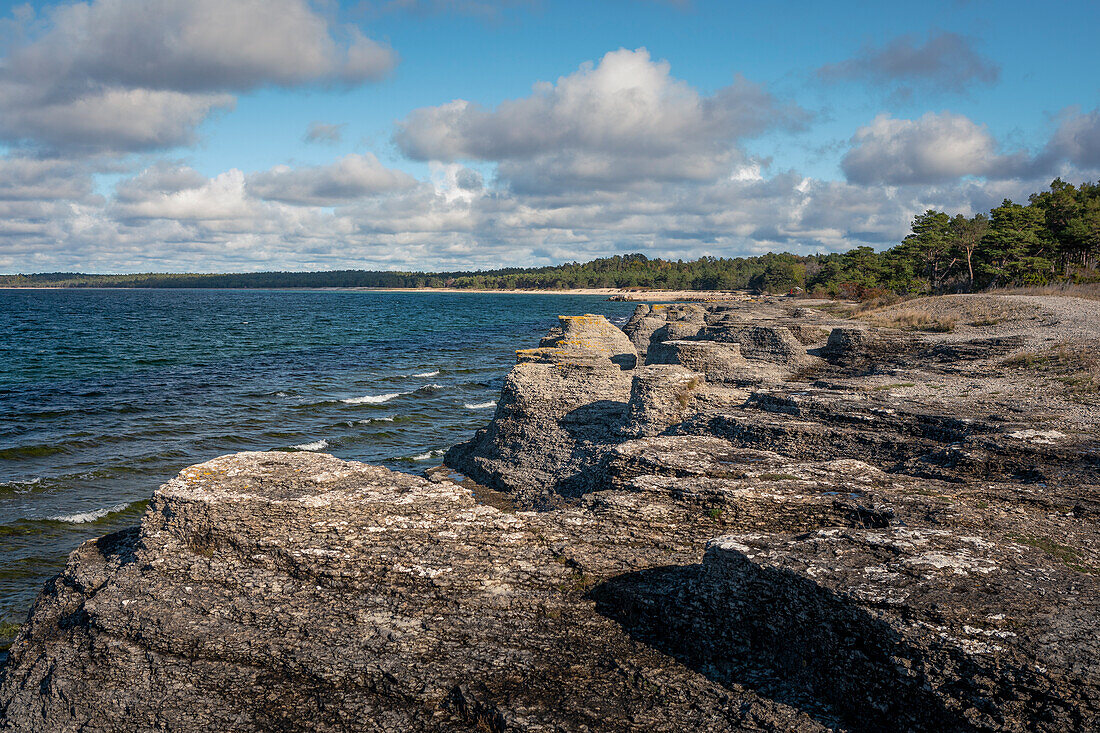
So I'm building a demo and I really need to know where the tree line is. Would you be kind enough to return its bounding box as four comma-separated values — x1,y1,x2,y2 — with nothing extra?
3,179,1096,297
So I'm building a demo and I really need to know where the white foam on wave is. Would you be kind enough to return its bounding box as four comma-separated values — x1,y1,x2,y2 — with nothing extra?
419,383,444,391
342,392,404,404
464,400,497,410
357,417,395,424
292,439,329,451
2,476,42,492
49,502,131,524
411,449,445,461
412,370,440,377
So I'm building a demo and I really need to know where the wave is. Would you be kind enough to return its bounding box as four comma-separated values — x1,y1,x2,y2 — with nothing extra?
0,444,68,460
0,476,43,496
411,370,439,377
342,393,403,404
48,501,134,524
411,449,445,461
291,439,329,451
417,384,444,392
464,400,497,410
357,417,395,424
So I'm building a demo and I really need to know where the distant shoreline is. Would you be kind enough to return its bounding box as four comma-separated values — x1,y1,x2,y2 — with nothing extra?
0,286,758,301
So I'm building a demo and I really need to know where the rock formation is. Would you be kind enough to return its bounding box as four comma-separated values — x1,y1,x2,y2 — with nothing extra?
3,294,1099,731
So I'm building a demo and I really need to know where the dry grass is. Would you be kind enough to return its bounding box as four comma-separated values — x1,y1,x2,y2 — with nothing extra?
1002,343,1100,398
994,282,1100,302
853,295,1043,332
859,308,958,332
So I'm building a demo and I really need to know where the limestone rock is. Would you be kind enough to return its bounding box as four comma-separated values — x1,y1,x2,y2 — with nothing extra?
708,325,811,365
444,359,633,502
521,314,637,369
6,296,1100,732
594,528,1100,732
646,339,750,383
622,365,705,437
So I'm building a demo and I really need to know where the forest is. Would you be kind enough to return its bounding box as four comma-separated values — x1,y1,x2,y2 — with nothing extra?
3,179,1097,298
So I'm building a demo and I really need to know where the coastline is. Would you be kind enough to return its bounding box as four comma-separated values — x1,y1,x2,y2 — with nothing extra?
2,293,1099,729
0,285,757,301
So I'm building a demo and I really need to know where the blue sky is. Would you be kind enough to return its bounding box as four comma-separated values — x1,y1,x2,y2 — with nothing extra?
0,0,1097,272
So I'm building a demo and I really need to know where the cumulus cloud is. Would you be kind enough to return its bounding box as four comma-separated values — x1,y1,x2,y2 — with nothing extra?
111,169,260,222
6,149,1059,275
841,112,1034,185
247,154,418,206
0,157,97,202
394,48,808,192
819,31,999,94
304,122,347,144
113,161,209,203
1042,108,1100,169
0,0,395,152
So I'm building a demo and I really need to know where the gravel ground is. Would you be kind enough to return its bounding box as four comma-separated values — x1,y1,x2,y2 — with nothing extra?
850,294,1100,436
864,294,1100,346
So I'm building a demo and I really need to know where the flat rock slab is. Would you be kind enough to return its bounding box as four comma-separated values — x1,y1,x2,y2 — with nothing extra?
593,526,1100,732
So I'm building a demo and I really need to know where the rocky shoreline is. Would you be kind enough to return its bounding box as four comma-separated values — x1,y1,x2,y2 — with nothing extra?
1,295,1098,731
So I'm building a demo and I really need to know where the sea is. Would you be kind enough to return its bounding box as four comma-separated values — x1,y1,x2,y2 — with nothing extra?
0,288,638,638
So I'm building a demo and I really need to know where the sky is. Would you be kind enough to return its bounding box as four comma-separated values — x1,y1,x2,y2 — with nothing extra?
0,0,1098,273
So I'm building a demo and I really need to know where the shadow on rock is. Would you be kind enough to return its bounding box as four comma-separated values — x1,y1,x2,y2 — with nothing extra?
590,558,981,733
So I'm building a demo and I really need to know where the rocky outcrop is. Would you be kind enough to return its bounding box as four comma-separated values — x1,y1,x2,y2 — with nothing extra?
622,365,705,437
706,324,813,367
4,295,1100,732
647,340,753,384
443,358,633,503
595,526,1100,732
0,451,926,733
523,314,637,369
623,303,706,356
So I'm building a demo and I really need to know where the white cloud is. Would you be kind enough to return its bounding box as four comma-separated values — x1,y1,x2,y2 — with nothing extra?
304,122,347,145
247,154,418,206
1043,107,1100,169
394,48,807,192
0,0,395,153
0,157,96,202
5,152,1057,274
841,112,1032,185
111,169,258,222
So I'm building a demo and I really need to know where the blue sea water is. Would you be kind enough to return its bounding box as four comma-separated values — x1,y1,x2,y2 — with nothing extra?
0,288,637,633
